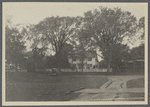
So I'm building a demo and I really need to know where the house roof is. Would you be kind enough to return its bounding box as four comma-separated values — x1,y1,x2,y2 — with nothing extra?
68,51,97,58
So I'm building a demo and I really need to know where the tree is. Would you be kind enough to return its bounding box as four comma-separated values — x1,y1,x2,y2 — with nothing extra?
130,44,144,60
46,43,73,69
138,17,145,40
99,60,107,68
46,56,57,68
82,7,137,72
74,29,91,72
6,26,26,71
60,43,74,68
32,47,46,67
74,44,86,72
31,16,81,70
109,44,130,71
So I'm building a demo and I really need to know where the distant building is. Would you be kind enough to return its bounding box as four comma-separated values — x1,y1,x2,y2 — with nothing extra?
6,64,14,70
5,63,20,72
68,51,99,69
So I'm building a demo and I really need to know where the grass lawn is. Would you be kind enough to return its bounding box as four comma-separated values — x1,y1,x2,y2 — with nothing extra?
126,78,144,88
6,72,108,101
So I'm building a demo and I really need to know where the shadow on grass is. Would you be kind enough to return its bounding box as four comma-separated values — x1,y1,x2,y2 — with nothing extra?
6,72,108,101
126,78,144,88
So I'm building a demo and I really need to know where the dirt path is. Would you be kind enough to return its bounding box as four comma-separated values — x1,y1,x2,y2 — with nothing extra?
101,75,143,89
72,75,144,101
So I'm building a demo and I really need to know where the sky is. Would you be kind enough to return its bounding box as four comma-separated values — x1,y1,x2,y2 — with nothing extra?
4,3,147,25
3,3,147,61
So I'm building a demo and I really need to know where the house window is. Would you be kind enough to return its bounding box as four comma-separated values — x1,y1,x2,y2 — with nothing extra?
88,58,92,61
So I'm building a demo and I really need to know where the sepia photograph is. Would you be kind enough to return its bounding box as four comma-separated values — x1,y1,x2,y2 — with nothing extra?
2,2,148,105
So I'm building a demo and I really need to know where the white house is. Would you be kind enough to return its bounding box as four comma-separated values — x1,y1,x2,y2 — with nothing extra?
68,51,99,69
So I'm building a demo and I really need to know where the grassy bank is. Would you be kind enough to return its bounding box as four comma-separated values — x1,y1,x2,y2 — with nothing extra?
6,72,108,101
126,78,144,88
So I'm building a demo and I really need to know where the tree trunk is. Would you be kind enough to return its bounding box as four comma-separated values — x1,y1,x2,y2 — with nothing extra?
81,53,85,72
56,51,62,71
15,63,18,72
81,67,83,72
19,64,22,72
81,60,84,72
107,62,111,72
34,63,36,72
107,46,112,72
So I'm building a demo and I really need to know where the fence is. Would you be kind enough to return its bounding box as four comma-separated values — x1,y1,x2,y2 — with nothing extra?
6,69,27,72
60,68,108,72
6,68,108,73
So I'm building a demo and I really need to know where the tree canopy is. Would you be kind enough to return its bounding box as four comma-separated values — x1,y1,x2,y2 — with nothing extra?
138,17,145,40
6,26,26,70
5,6,145,72
81,7,137,71
30,16,82,69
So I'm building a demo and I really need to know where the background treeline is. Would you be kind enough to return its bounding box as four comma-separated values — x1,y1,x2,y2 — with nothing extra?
6,6,145,72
